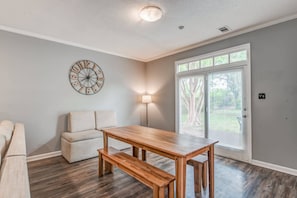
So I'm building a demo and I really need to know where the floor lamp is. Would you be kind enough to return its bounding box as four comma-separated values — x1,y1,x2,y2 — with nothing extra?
142,95,152,127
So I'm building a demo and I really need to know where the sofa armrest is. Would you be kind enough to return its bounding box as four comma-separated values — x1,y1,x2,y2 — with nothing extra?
0,156,31,198
6,123,26,157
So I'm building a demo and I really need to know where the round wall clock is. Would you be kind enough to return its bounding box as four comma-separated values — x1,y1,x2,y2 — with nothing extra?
69,60,104,95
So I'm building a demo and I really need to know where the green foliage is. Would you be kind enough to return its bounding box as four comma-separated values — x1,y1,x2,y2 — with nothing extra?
178,63,188,72
209,89,234,110
214,54,228,66
230,51,247,63
201,58,213,68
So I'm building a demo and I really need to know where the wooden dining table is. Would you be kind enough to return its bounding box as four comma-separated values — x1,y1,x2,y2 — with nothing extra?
102,125,218,198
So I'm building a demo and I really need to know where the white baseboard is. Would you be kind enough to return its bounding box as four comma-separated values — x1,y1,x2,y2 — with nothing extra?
251,159,297,176
26,150,297,177
27,151,62,162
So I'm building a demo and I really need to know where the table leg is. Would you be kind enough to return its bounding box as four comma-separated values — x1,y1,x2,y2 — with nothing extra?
132,146,139,158
98,151,103,177
103,133,112,174
176,157,186,198
208,145,215,198
141,149,146,161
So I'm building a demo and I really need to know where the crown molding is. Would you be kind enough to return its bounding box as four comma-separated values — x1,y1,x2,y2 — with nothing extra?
0,25,145,62
1,13,297,63
143,13,297,62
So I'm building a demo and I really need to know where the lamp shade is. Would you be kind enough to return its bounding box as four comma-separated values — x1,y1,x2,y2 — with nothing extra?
142,95,152,103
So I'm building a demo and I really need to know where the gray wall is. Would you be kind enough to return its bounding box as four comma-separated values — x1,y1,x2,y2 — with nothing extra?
0,30,146,156
146,19,297,169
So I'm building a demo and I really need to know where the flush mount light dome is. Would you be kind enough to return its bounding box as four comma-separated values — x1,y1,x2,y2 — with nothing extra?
139,6,163,22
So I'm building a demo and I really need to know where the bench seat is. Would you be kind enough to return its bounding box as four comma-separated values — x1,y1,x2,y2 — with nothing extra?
98,147,175,198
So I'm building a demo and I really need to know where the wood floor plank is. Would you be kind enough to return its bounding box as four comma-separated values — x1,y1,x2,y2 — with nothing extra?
28,149,297,198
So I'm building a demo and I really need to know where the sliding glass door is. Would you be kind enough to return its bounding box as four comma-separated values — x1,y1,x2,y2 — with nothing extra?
208,69,244,150
179,75,205,138
176,44,251,162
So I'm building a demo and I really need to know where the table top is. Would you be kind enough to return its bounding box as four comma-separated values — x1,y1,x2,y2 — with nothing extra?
102,125,218,158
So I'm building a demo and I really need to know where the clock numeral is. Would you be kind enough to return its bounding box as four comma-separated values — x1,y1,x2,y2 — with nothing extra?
76,61,85,70
97,81,103,87
70,74,78,80
71,65,80,74
94,66,102,73
92,84,99,92
86,87,93,94
79,87,86,94
71,80,80,86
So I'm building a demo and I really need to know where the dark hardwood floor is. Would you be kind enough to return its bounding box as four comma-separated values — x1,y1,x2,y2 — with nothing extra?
28,149,297,198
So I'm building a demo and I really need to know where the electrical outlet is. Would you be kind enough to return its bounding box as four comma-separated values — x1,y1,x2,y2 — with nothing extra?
258,93,266,99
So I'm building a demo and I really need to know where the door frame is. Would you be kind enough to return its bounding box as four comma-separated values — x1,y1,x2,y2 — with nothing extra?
175,43,252,163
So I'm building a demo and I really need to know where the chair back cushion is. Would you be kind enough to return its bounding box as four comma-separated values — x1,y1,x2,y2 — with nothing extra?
95,110,117,130
68,111,95,132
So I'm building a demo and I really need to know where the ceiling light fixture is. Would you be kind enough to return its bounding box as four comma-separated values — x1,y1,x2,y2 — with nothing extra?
139,6,163,22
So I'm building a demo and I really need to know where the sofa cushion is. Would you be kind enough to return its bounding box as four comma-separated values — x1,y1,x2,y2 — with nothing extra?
0,120,14,131
0,126,13,143
62,130,102,142
95,110,117,130
68,111,95,132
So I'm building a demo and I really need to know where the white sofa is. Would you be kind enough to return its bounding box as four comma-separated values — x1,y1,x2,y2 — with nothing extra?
61,110,129,163
0,120,30,198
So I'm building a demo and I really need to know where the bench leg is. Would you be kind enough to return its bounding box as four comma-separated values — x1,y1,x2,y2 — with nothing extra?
98,152,103,177
168,181,174,198
193,163,202,193
104,161,113,174
202,161,208,189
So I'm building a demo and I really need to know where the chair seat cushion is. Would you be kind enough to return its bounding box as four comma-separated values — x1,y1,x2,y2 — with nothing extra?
62,130,102,142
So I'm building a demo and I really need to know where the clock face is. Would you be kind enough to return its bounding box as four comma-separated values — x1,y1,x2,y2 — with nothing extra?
69,60,104,95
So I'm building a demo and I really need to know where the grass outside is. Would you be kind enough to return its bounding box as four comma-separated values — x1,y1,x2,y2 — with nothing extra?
182,108,241,134
209,109,241,134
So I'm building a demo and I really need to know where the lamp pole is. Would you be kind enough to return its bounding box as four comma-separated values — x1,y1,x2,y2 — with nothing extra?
146,102,149,127
142,95,152,127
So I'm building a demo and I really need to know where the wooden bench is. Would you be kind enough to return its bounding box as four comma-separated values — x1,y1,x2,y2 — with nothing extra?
187,155,208,193
98,147,175,198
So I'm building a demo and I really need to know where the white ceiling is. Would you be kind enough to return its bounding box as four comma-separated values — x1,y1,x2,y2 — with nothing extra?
0,0,297,62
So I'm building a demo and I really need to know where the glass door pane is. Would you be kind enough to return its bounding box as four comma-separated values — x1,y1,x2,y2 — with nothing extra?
179,75,205,137
208,70,244,149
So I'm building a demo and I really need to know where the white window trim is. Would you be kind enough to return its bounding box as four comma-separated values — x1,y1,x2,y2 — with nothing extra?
174,43,252,162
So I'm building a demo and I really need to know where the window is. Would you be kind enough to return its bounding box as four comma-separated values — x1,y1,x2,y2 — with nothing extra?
201,58,213,68
214,54,229,66
178,63,188,72
230,50,247,63
176,49,248,73
189,61,200,70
